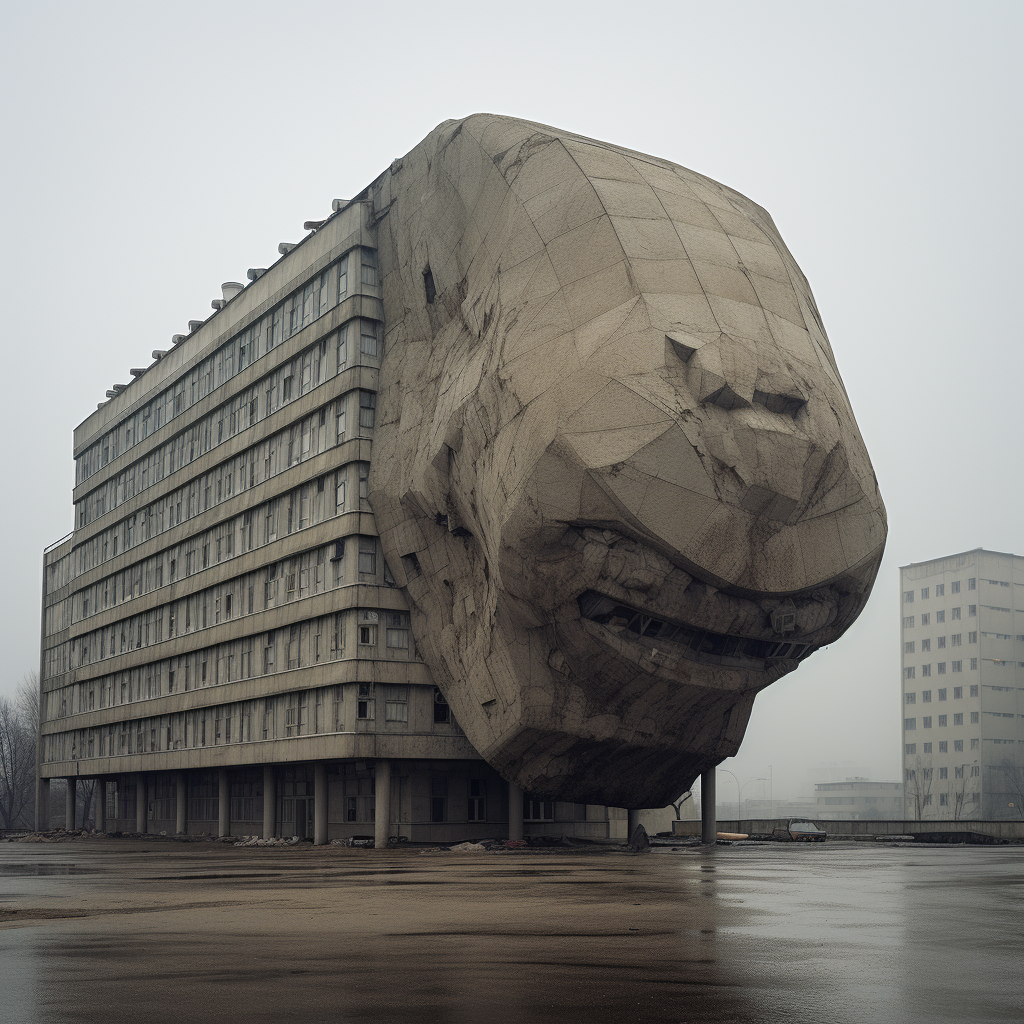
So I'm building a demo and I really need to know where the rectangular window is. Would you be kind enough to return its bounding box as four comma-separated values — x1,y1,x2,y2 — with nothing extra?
935,584,944,597
923,716,931,728
904,641,915,654
954,739,963,752
468,779,487,822
970,658,978,670
904,667,915,680
357,698,374,720
903,591,914,603
433,687,450,724
359,624,377,646
951,581,960,594
969,684,978,697
905,692,916,704
951,634,961,647
921,638,930,652
360,324,378,357
952,661,962,672
905,718,916,730
430,777,448,822
359,391,376,430
968,605,976,617
923,742,932,753
970,712,979,723
921,613,930,626
940,766,948,779
920,587,929,599
968,578,975,590
951,607,961,620
938,637,946,649
902,616,914,629
969,632,977,644
921,664,931,677
938,688,946,700
954,713,963,726
936,610,945,624
384,700,408,723
939,741,947,753
386,627,409,649
358,538,376,575
938,715,947,727
937,663,946,674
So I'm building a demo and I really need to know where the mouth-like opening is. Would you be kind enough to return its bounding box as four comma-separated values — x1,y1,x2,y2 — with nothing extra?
577,591,818,670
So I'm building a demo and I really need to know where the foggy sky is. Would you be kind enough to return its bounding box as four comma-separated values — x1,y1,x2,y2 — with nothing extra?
2,0,1020,801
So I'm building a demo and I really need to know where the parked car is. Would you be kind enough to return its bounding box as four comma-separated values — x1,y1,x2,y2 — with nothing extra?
772,819,827,842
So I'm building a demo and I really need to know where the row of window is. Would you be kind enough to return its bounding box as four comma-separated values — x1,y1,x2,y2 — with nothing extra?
902,607,978,628
75,316,379,529
905,712,985,728
42,678,450,765
46,461,370,637
75,247,377,485
63,385,375,589
44,609,414,722
904,661,974,678
905,739,977,754
904,634,976,653
44,602,411,724
903,579,977,602
60,538,398,674
905,686,980,703
905,761,981,778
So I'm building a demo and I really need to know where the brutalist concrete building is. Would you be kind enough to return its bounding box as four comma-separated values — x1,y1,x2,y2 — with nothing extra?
37,192,624,844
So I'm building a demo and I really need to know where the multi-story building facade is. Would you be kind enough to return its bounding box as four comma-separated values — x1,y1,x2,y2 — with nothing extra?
900,549,1024,820
37,198,626,843
813,779,904,820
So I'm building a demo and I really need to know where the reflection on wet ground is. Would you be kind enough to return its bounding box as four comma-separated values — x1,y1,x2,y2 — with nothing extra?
0,841,1020,1023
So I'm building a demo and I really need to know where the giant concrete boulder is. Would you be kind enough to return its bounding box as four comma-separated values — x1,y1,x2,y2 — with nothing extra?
367,114,886,808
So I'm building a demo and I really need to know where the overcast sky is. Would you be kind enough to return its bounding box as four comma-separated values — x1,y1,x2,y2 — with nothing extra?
1,1,1020,801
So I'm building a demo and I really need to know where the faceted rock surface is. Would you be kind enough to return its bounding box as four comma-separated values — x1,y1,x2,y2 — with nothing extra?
367,114,886,808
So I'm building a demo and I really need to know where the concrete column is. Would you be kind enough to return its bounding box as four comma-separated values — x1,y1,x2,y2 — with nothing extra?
508,782,524,841
136,774,148,833
35,777,50,831
373,760,392,851
65,778,76,830
262,765,277,840
701,770,717,846
314,763,328,846
175,772,187,835
627,808,642,836
217,768,230,838
94,780,106,832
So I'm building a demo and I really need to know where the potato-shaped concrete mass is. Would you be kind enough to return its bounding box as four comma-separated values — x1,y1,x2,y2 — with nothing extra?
367,114,886,808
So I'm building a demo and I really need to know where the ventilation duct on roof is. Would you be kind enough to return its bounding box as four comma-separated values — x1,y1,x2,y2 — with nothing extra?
278,242,296,255
331,199,349,212
303,220,325,231
111,384,127,393
171,334,187,346
211,298,226,310
151,350,167,361
246,268,266,282
130,368,146,378
188,320,204,331
221,281,244,301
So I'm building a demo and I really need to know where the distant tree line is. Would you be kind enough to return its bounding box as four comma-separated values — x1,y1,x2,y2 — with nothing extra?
0,674,38,828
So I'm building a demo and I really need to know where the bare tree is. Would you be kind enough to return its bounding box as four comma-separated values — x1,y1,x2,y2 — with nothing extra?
0,688,36,829
905,758,934,820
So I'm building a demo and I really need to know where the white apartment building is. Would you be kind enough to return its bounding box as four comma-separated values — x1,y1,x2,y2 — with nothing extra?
900,549,1024,820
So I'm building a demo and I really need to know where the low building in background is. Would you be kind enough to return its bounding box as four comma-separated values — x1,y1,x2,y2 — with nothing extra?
900,549,1024,821
813,779,904,820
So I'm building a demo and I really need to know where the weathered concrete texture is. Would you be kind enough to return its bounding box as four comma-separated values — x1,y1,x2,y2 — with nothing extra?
368,115,886,808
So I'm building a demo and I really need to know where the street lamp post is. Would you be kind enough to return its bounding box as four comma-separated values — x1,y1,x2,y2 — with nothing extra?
717,768,740,820
739,778,768,821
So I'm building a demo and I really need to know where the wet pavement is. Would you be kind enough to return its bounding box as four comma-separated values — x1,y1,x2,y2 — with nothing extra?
0,840,1021,1023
